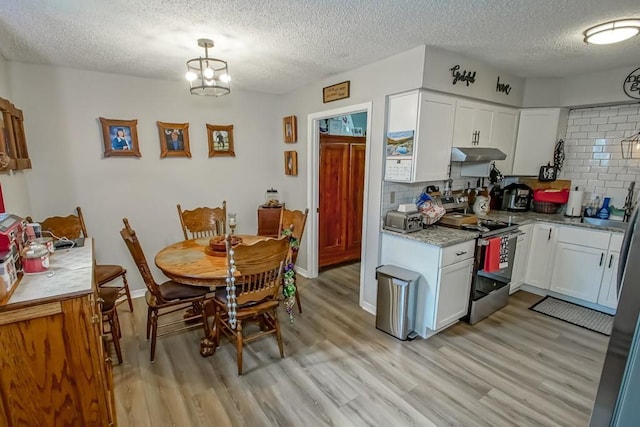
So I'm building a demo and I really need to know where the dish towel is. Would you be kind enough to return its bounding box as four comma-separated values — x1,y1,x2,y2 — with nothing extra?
484,237,501,273
499,235,509,269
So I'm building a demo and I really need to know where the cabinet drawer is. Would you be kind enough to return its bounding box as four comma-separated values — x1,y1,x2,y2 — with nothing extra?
441,240,475,267
556,226,610,250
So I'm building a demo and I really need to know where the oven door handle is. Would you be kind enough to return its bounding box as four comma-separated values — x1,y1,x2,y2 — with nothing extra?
477,230,523,246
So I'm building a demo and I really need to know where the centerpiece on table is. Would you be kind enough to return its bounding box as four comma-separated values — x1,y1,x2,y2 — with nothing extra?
205,234,242,256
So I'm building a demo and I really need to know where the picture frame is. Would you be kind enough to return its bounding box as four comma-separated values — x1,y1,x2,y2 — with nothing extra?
283,115,297,143
157,121,191,158
99,117,141,157
206,124,235,157
284,150,298,176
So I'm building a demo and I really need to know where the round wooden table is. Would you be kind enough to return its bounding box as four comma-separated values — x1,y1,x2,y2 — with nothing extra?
154,235,267,357
155,235,265,287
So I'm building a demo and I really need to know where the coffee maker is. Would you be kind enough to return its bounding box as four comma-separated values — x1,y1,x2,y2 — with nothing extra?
501,183,533,211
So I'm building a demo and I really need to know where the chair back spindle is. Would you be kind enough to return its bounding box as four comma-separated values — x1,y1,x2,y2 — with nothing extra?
177,201,226,240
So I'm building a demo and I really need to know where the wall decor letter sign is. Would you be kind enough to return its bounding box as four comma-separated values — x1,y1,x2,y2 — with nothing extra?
450,65,476,86
623,67,640,100
496,76,512,95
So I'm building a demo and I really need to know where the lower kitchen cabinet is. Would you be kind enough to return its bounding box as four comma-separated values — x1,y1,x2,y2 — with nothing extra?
598,234,623,309
510,224,531,294
549,242,607,302
380,233,475,337
525,223,556,289
435,258,474,330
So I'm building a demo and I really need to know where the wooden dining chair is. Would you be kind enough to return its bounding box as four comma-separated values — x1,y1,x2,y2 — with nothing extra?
177,201,226,240
120,218,209,362
28,207,134,312
99,287,123,364
213,235,290,375
279,207,309,313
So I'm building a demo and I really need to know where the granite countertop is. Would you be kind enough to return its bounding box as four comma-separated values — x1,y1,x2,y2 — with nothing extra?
382,211,626,248
2,238,94,310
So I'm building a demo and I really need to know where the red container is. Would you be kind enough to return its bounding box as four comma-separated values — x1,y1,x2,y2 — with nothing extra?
533,188,570,204
22,243,50,273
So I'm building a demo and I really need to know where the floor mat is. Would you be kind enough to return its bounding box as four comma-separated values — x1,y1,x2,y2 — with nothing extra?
530,296,613,336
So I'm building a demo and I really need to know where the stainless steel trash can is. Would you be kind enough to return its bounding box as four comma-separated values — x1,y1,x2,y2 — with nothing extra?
375,265,420,340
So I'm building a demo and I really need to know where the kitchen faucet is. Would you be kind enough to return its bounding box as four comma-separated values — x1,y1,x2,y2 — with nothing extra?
623,181,636,222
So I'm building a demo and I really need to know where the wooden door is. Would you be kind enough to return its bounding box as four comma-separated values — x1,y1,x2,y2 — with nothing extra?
346,143,366,256
318,134,365,268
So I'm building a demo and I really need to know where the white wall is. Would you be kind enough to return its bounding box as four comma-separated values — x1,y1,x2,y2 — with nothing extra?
0,55,32,217
10,62,282,292
280,45,426,311
523,66,638,108
423,46,524,107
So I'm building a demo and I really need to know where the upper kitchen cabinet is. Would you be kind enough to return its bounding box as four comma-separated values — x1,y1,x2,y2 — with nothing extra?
512,108,568,176
452,99,494,147
452,100,518,174
385,90,455,183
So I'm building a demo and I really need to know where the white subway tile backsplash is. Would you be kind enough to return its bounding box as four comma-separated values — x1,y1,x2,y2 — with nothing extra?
558,104,640,197
580,124,598,132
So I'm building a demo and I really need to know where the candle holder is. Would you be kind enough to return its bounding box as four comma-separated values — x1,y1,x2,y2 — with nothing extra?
228,213,237,235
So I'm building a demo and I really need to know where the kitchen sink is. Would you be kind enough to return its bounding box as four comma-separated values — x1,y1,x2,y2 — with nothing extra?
581,217,628,231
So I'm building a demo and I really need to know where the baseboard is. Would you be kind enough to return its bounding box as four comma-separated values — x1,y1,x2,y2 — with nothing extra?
520,284,548,296
294,265,309,278
361,301,376,316
130,288,146,299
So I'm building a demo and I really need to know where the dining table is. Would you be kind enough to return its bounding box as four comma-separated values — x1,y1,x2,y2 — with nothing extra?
154,234,271,357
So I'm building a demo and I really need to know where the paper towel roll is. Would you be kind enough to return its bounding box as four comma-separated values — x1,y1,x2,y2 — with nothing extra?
565,190,584,217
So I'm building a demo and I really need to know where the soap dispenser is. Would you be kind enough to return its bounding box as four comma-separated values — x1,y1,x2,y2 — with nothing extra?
597,197,611,219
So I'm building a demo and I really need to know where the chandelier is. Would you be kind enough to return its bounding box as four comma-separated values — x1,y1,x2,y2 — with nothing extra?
185,39,231,96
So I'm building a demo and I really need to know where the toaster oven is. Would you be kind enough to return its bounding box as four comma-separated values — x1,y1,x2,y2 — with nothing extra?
384,210,423,233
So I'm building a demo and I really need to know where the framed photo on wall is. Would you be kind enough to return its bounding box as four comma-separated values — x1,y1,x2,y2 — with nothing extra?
206,124,235,157
99,117,141,157
283,115,297,143
157,121,191,158
284,150,298,176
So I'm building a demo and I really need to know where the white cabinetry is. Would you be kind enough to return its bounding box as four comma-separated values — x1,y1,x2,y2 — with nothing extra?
542,226,623,311
512,108,569,176
598,234,623,309
525,223,557,289
510,224,532,294
452,99,494,147
385,90,456,182
380,233,474,337
490,108,519,174
452,99,518,174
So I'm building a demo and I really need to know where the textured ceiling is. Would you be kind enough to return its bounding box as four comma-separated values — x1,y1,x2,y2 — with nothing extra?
1,0,639,94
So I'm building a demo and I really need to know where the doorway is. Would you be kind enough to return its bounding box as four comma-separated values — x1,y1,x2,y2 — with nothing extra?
306,103,372,306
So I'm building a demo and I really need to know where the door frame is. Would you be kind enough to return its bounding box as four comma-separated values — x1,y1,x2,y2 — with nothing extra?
306,102,372,304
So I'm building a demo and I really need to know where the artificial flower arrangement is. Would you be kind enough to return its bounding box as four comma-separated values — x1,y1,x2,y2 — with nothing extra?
280,227,299,323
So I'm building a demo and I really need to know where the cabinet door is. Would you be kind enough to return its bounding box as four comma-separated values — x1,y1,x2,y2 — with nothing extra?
598,250,619,309
490,108,518,174
435,258,473,330
452,100,493,148
512,108,568,176
413,91,456,182
525,223,556,289
549,242,606,303
510,231,530,294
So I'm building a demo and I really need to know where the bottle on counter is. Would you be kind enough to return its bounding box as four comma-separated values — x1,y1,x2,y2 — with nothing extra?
597,197,611,219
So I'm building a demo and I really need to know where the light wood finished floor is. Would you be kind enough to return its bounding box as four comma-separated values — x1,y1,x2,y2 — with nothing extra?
113,263,608,426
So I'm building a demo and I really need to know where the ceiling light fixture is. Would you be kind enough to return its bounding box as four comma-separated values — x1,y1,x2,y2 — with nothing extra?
185,38,231,96
583,19,640,45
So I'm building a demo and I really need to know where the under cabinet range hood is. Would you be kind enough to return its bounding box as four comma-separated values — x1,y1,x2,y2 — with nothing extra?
451,147,507,162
